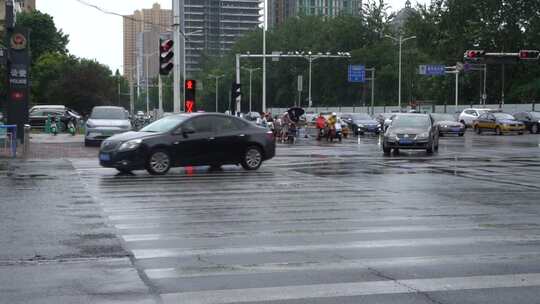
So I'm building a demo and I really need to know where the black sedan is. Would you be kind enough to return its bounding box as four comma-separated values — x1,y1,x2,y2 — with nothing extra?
342,113,381,135
431,113,465,136
99,113,276,175
382,114,439,154
513,111,540,134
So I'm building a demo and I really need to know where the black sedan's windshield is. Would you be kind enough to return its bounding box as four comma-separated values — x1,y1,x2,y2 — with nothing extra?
431,114,457,122
140,115,187,133
392,115,430,128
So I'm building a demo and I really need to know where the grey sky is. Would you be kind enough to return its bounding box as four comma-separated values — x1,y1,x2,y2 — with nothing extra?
38,0,428,75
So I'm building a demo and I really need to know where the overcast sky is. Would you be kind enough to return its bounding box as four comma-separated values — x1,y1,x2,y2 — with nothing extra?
38,0,428,75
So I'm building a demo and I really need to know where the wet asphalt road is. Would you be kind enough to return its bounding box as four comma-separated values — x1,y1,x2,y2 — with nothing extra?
3,131,540,303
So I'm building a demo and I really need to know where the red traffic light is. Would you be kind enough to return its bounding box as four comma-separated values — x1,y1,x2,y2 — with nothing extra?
465,50,485,59
159,39,174,75
519,50,540,60
160,39,174,52
185,80,197,113
185,80,195,90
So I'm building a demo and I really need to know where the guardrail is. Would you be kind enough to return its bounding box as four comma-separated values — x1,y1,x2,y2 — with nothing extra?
0,125,17,158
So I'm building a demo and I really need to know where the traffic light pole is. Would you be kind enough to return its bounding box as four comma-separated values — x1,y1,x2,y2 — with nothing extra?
158,75,163,114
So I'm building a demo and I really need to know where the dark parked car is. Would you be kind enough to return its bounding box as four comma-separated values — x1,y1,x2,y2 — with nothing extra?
342,113,381,135
431,113,465,136
29,105,81,130
99,113,276,175
513,112,540,134
382,114,439,154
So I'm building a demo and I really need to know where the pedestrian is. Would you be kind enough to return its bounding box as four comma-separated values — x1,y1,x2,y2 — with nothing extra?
315,113,326,140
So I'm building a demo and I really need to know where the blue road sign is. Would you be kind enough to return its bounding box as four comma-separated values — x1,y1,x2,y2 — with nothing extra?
419,64,445,76
348,65,365,83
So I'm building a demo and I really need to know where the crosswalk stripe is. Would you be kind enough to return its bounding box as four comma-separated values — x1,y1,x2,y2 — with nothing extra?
145,251,540,279
132,235,540,259
161,273,540,304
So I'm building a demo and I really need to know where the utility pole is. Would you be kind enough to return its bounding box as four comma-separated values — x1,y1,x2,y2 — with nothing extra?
241,67,260,113
158,75,163,114
208,74,225,112
262,0,267,113
385,34,416,108
172,0,183,113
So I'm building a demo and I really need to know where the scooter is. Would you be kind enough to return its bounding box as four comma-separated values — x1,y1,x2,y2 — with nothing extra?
67,119,76,136
51,116,59,136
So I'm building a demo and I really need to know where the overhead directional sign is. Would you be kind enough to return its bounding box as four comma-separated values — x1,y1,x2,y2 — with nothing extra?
419,64,446,76
348,65,365,83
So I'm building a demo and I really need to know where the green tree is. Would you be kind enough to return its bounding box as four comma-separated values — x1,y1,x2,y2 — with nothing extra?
16,10,69,64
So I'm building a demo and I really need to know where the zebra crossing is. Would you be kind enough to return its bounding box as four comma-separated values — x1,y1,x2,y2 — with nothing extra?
74,141,540,304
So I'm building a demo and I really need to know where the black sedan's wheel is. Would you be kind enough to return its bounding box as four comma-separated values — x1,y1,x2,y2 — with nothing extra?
531,124,538,134
146,150,171,175
241,146,263,170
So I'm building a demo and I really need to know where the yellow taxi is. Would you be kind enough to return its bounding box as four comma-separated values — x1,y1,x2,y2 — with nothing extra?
472,112,525,135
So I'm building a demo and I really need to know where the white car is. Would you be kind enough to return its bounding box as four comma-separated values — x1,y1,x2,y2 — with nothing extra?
458,108,493,127
85,106,132,146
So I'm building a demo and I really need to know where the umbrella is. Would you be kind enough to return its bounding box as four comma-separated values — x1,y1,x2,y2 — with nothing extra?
287,107,305,123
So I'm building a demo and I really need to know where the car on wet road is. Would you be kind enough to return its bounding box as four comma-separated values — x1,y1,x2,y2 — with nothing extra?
513,111,540,134
85,106,132,146
458,108,493,127
431,113,465,136
99,113,276,175
472,112,525,135
341,113,381,135
382,113,439,154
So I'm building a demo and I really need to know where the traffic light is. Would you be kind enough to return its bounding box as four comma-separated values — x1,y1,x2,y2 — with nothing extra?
519,50,540,60
159,39,174,75
185,79,196,113
464,50,486,61
231,82,241,100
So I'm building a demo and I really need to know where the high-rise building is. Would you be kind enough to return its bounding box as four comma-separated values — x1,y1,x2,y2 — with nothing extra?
269,0,362,28
0,0,36,34
183,0,262,76
15,0,35,11
123,3,172,84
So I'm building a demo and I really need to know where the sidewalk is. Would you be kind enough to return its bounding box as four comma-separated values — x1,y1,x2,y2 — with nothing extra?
0,159,156,303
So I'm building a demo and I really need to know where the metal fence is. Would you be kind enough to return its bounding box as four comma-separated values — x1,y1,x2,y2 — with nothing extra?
268,103,538,116
0,125,17,158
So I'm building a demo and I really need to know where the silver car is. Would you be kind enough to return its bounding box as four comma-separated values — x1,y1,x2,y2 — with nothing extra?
85,106,132,146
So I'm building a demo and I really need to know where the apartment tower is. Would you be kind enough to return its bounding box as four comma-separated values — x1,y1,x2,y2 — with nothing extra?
123,3,172,83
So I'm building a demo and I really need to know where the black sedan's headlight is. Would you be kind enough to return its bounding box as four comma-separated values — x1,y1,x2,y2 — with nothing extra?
118,139,142,152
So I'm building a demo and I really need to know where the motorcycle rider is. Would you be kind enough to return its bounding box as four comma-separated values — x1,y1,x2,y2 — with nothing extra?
315,113,326,140
326,113,337,141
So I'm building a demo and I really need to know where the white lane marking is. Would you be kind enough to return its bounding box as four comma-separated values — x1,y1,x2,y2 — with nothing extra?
145,252,540,279
132,235,540,259
121,224,488,242
161,273,540,304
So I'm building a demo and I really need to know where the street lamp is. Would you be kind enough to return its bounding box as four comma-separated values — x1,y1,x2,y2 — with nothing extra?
385,34,416,108
142,51,159,114
241,67,261,113
208,74,225,112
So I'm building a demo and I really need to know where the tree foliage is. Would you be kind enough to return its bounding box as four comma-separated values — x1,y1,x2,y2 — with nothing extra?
16,10,69,63
196,0,540,111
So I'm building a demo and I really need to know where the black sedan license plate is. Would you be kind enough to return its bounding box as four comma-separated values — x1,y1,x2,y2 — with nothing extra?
399,139,413,145
99,153,110,161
